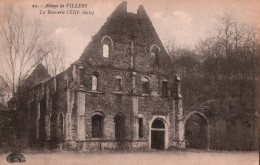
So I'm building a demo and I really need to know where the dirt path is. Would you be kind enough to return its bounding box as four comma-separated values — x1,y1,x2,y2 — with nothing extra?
0,150,258,165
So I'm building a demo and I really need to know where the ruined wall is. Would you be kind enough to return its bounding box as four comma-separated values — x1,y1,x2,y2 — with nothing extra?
78,61,176,150
68,1,176,150
79,2,173,76
184,100,259,151
21,1,178,151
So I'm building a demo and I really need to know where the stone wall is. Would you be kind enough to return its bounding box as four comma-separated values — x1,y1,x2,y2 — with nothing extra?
183,101,259,151
19,1,182,151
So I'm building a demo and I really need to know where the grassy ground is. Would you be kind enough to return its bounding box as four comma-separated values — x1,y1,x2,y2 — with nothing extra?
0,149,258,165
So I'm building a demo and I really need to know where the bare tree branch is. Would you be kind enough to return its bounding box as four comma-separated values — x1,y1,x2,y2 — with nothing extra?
0,6,50,96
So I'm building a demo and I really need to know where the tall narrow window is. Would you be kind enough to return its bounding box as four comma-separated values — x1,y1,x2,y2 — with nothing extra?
92,114,104,138
115,114,125,139
115,76,122,91
91,74,98,91
58,113,64,141
138,118,144,138
142,77,149,94
103,44,109,58
79,67,84,85
162,81,169,98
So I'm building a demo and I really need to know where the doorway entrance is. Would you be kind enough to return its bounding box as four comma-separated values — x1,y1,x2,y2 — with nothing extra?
151,119,165,150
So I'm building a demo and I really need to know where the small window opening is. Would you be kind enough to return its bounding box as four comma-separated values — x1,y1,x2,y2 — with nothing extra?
138,118,144,138
91,74,98,91
162,81,169,98
142,77,150,94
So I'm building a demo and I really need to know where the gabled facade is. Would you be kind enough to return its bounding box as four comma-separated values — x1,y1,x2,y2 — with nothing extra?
21,1,186,150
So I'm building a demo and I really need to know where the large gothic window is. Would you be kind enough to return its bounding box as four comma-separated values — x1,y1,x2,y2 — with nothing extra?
115,114,125,139
92,114,104,138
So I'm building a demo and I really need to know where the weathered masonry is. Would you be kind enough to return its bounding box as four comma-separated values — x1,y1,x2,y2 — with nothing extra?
21,1,197,150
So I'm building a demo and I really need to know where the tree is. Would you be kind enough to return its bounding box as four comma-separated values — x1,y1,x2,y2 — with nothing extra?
197,14,260,98
42,40,67,77
164,37,177,61
171,48,204,107
0,6,51,97
166,14,260,150
166,13,260,110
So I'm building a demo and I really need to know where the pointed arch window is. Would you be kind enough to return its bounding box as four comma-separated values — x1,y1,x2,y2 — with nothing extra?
101,36,113,58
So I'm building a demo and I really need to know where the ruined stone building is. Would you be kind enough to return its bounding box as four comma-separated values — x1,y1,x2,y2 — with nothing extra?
20,2,211,150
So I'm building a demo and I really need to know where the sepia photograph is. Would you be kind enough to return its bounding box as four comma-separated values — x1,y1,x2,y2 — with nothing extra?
0,0,259,164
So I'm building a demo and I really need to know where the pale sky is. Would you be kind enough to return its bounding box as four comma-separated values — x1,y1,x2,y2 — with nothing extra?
0,0,260,67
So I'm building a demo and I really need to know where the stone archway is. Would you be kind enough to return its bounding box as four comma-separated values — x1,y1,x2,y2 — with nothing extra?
149,116,169,150
184,111,210,150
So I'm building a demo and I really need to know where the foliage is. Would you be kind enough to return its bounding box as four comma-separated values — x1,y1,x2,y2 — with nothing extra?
167,14,259,150
168,14,260,114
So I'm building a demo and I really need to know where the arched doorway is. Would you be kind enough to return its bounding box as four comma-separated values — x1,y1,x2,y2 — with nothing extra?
151,118,166,150
184,111,209,149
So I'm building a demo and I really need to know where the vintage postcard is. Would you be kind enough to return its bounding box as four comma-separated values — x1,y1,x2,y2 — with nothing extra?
0,0,259,164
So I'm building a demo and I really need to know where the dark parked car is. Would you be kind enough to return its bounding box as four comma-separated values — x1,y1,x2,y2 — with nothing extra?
6,152,26,163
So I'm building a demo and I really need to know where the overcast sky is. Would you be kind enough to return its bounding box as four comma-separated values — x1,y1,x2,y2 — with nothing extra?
0,0,259,66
